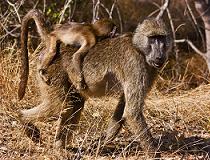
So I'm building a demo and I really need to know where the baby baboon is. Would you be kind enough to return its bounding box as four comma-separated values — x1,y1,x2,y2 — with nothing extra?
19,9,171,158
18,9,116,93
39,19,116,90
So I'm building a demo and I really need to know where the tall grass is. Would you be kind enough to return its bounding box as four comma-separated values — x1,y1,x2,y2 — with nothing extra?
0,41,210,159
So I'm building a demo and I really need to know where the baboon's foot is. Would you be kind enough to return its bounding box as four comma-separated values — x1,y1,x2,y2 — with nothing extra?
39,69,51,85
75,77,87,91
24,122,41,143
140,138,161,159
87,133,106,151
54,139,72,150
104,118,125,145
153,139,161,158
145,149,161,159
54,131,73,149
55,140,64,149
88,118,125,150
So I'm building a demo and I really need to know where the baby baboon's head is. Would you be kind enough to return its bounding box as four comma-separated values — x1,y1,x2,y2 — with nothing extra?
92,19,116,37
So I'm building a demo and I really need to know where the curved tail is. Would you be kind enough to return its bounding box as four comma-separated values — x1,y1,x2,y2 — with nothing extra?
18,9,48,100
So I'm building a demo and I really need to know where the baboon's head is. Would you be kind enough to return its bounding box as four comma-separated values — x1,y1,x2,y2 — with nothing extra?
132,18,171,68
92,19,116,37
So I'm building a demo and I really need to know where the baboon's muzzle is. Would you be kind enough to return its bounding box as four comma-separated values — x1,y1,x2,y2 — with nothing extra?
152,54,166,68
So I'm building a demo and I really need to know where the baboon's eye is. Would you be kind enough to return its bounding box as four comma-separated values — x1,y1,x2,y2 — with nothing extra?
159,36,167,43
149,35,166,43
149,37,156,44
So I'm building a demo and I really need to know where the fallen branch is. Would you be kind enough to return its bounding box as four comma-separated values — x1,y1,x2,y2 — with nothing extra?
92,0,101,22
175,39,206,59
173,0,210,73
156,0,170,20
94,0,123,33
184,0,205,49
6,0,21,23
59,0,73,23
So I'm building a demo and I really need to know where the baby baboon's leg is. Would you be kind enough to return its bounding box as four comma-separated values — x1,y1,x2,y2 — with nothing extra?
72,41,95,90
104,95,125,144
39,35,57,83
55,92,85,149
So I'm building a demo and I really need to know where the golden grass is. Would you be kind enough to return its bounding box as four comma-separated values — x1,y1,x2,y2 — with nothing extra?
1,43,210,159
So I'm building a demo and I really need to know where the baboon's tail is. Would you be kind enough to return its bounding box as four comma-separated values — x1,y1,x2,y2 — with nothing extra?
18,9,48,100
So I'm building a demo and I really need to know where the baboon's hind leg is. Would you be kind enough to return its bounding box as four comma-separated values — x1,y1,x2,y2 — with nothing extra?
20,102,50,143
55,92,85,149
20,102,52,122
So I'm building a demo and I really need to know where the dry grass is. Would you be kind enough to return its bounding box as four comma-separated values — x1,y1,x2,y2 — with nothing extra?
1,43,210,159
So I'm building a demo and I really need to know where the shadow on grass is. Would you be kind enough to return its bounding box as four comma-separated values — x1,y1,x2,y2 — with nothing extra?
160,131,210,157
67,132,210,158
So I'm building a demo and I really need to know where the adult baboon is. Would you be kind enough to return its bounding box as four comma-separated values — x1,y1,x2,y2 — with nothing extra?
18,9,171,157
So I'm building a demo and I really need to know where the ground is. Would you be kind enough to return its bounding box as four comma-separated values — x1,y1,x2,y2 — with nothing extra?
0,46,210,159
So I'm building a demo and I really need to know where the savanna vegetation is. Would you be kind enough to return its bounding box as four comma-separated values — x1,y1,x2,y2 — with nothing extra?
0,0,210,159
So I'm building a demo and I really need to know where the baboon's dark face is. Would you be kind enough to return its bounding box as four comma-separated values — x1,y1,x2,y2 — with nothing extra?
132,18,171,69
145,35,169,68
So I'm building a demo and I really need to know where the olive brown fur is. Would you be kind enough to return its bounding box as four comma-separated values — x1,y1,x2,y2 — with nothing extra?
18,9,171,157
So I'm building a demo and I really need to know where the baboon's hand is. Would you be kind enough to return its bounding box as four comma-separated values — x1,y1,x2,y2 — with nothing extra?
39,69,51,85
110,26,117,38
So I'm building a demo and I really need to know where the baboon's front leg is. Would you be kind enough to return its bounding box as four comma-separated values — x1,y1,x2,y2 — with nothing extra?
55,93,85,149
104,94,125,144
124,107,160,158
124,106,155,149
123,82,159,157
